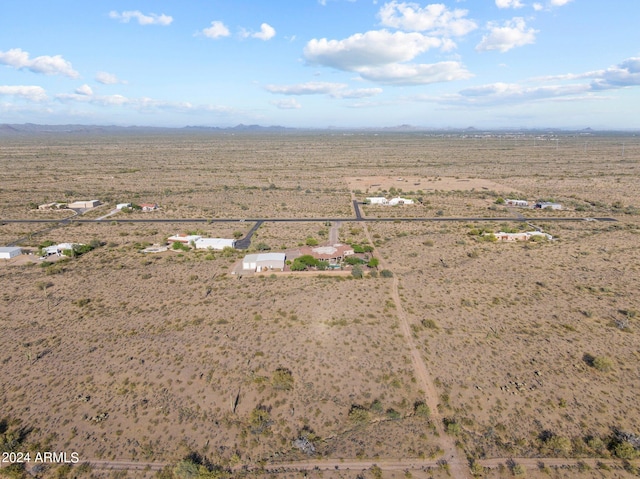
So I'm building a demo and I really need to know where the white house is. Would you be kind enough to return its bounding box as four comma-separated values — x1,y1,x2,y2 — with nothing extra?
242,253,286,272
42,243,79,256
0,247,22,259
388,197,414,205
366,197,388,205
167,234,202,245
116,203,131,210
492,231,553,242
506,199,529,207
534,202,562,210
194,238,236,250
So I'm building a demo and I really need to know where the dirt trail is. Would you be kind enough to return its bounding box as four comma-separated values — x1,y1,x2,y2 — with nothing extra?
354,192,471,479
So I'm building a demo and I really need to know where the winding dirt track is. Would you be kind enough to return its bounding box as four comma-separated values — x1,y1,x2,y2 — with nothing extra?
355,193,471,479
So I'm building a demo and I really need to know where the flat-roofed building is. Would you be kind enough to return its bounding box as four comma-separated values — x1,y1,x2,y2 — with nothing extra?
242,252,286,272
0,247,22,259
194,238,236,250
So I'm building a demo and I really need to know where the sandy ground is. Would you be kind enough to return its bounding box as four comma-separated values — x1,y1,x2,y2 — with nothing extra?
1,132,640,478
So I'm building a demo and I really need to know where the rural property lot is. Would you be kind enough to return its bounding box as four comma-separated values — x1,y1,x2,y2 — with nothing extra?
1,131,640,478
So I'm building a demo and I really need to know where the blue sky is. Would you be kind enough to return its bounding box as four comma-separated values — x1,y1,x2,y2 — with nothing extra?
1,0,639,129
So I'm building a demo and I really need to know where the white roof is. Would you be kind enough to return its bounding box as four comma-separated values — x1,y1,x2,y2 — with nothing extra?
244,252,286,263
168,234,201,243
194,238,235,249
0,247,21,253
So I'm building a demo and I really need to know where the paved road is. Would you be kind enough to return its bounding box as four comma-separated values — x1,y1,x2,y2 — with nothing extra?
1,216,618,224
234,220,264,250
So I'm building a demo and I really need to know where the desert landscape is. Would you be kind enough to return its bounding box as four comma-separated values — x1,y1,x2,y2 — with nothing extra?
1,130,640,479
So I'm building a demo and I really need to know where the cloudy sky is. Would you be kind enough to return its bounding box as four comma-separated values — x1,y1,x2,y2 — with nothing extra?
1,1,639,129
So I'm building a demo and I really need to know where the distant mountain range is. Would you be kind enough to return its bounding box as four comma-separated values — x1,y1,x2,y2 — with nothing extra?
0,123,637,136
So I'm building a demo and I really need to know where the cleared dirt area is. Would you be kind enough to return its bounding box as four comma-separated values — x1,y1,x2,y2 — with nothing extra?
1,131,640,478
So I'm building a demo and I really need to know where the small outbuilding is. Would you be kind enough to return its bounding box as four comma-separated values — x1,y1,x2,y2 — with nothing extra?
0,247,22,259
242,252,286,272
116,203,131,210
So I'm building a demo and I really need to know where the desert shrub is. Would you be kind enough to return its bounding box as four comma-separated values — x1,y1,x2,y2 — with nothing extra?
414,401,431,418
386,408,402,420
351,265,364,279
271,368,294,391
172,242,190,251
370,399,384,414
344,256,364,265
614,441,638,460
444,418,461,435
421,319,438,330
348,405,370,425
380,269,393,278
541,434,572,456
249,407,272,434
291,255,319,271
305,237,318,246
512,463,526,476
593,356,614,372
495,197,506,205
254,242,271,251
367,257,379,268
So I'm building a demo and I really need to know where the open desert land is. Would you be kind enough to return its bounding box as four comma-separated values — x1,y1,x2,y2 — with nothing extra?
1,131,640,479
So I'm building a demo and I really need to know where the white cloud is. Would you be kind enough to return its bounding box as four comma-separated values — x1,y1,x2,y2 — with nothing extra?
305,30,446,71
271,99,302,109
55,89,235,115
495,0,525,8
0,85,47,101
241,23,276,41
304,29,469,86
266,81,348,95
75,84,93,96
357,61,472,85
265,81,383,99
254,23,276,41
532,0,573,11
476,17,537,52
201,21,230,39
378,2,477,37
95,71,125,85
0,48,79,78
109,10,173,26
332,87,384,99
589,57,640,90
428,57,640,107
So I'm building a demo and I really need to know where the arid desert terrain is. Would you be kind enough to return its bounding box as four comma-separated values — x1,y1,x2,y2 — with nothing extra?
1,130,640,479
